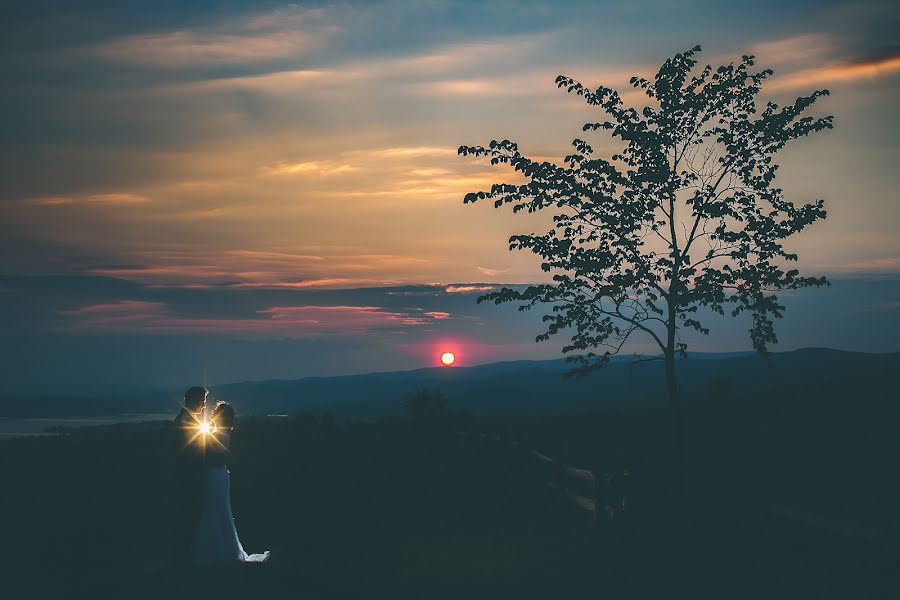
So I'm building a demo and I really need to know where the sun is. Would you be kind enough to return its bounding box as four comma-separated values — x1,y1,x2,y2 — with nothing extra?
440,351,455,366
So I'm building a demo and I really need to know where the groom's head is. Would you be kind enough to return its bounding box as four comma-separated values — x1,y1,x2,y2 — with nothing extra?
184,386,208,413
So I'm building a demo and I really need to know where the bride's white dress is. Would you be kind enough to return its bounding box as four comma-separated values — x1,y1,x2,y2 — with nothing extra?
190,431,270,566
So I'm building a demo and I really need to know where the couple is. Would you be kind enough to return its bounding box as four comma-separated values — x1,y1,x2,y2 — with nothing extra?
172,386,270,567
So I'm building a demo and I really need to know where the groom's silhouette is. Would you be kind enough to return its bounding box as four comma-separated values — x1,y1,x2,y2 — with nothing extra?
171,386,208,567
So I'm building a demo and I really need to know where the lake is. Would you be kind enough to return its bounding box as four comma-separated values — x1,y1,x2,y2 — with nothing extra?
0,414,173,439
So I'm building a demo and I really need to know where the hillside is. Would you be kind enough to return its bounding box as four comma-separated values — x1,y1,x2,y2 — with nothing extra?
214,348,899,417
2,376,899,598
0,348,896,420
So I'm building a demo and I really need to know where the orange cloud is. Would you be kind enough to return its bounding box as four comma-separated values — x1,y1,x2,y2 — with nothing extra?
24,193,151,211
24,196,75,206
88,193,151,204
477,267,509,276
223,250,325,262
23,193,149,206
261,161,359,177
84,245,438,288
751,33,834,66
178,33,551,94
361,146,458,159
769,54,900,90
409,71,560,97
88,265,233,280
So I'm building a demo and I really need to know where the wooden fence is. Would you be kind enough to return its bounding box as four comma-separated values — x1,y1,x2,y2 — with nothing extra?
455,431,632,528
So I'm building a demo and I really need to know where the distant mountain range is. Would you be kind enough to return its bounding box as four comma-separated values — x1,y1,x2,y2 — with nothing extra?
213,348,899,418
1,348,896,419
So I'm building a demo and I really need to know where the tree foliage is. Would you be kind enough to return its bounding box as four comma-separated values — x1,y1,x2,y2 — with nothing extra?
406,387,449,420
459,46,832,376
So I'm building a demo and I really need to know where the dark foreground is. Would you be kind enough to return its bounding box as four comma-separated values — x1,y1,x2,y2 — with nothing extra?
1,370,899,599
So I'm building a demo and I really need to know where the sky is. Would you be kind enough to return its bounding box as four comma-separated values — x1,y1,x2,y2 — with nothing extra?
1,0,898,393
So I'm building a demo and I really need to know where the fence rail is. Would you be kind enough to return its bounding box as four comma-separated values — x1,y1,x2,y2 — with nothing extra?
455,430,631,525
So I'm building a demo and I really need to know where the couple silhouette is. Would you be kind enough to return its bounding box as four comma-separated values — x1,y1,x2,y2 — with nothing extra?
171,386,269,567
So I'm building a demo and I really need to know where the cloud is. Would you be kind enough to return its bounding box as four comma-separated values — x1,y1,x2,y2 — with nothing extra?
91,31,310,67
409,71,554,97
768,48,900,90
87,193,151,204
66,300,164,316
87,6,331,69
445,285,496,294
423,311,451,320
178,32,552,94
229,279,396,290
477,266,509,276
22,192,150,207
86,256,418,289
183,68,331,93
24,196,75,206
834,257,900,274
751,33,835,66
62,300,449,336
4,3,897,303
223,250,325,263
853,45,900,66
87,265,234,281
261,161,359,177
360,147,458,159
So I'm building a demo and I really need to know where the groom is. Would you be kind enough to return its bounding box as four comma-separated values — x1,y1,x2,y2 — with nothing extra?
171,386,209,567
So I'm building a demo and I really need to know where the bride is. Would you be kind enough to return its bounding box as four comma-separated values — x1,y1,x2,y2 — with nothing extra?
191,401,270,566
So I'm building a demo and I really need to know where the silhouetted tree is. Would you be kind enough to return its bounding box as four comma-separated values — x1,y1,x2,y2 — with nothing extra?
459,46,832,487
292,412,319,429
706,375,736,402
406,388,449,421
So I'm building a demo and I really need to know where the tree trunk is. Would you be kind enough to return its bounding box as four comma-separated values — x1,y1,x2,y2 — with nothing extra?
664,348,685,499
664,303,685,502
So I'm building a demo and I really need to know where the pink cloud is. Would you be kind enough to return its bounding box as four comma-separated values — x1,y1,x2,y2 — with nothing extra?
62,301,449,336
423,311,451,320
834,257,900,273
229,279,367,289
66,300,165,315
445,285,495,294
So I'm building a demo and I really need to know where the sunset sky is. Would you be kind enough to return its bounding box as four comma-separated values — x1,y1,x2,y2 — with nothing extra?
1,0,898,393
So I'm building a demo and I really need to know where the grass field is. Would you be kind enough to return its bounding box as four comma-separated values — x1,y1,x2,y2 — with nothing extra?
1,374,899,598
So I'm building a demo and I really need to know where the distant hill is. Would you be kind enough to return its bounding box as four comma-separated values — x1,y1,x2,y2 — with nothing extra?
212,348,899,418
1,348,895,419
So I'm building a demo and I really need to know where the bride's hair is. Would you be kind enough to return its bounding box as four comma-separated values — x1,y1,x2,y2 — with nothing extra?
212,401,236,430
